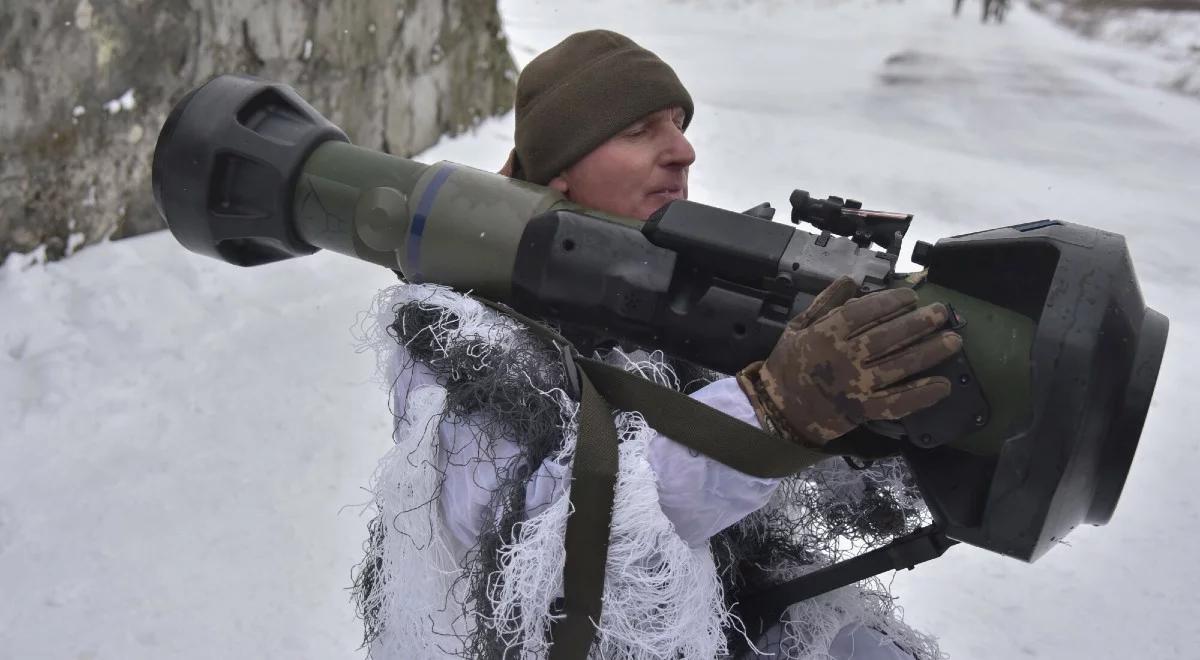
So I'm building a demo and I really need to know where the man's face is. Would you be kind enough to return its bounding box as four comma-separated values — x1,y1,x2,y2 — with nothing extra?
548,107,695,220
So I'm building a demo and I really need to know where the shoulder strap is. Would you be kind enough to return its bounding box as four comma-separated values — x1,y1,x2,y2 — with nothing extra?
547,365,619,660
475,296,826,477
574,356,825,478
473,296,827,658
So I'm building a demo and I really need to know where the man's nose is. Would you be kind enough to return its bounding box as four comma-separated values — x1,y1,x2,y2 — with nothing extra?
660,125,696,169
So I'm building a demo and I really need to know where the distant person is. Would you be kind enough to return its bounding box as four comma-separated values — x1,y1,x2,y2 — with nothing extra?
955,0,1006,23
984,0,1009,23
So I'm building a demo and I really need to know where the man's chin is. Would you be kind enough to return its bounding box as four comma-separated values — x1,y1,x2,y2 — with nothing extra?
643,191,685,217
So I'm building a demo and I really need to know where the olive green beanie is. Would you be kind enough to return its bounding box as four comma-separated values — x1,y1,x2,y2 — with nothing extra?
510,30,694,185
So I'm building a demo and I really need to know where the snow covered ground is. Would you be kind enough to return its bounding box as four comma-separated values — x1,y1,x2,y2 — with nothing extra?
2,0,1198,657
1030,0,1200,97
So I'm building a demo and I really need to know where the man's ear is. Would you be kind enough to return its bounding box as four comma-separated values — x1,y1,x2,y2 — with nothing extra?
547,175,569,194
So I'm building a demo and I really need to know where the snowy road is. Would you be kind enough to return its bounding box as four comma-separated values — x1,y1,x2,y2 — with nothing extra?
2,0,1197,658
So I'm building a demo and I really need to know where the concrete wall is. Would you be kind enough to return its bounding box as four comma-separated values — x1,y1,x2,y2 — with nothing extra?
0,0,516,261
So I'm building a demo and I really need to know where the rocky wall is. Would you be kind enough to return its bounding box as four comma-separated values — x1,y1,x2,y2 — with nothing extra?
0,0,516,261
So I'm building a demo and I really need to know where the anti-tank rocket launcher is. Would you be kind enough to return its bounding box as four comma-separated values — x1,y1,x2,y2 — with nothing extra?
153,74,1168,582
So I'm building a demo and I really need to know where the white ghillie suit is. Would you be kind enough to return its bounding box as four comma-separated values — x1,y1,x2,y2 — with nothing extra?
353,283,945,660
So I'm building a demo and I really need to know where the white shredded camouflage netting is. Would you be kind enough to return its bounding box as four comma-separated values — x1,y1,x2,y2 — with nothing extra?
350,283,944,660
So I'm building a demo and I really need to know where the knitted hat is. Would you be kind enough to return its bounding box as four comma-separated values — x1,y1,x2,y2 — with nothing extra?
510,30,694,185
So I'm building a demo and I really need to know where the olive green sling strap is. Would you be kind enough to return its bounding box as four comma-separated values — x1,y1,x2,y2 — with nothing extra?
475,298,826,659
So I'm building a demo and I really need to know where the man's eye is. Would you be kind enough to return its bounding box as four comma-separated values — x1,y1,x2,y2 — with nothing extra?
625,125,647,137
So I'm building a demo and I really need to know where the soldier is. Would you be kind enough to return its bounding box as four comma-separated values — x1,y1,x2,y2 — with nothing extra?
354,29,961,660
983,0,1009,24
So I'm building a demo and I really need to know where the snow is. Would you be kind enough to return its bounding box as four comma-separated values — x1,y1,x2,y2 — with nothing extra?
104,88,137,115
65,232,86,256
2,0,1198,657
1032,0,1200,96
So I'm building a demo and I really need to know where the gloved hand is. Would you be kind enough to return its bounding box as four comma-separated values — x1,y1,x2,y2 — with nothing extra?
736,276,963,449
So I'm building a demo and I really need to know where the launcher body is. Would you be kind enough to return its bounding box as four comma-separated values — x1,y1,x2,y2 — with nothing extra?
153,74,1167,563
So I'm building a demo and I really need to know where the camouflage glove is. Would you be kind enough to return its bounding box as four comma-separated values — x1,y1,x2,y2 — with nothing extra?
736,276,963,449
